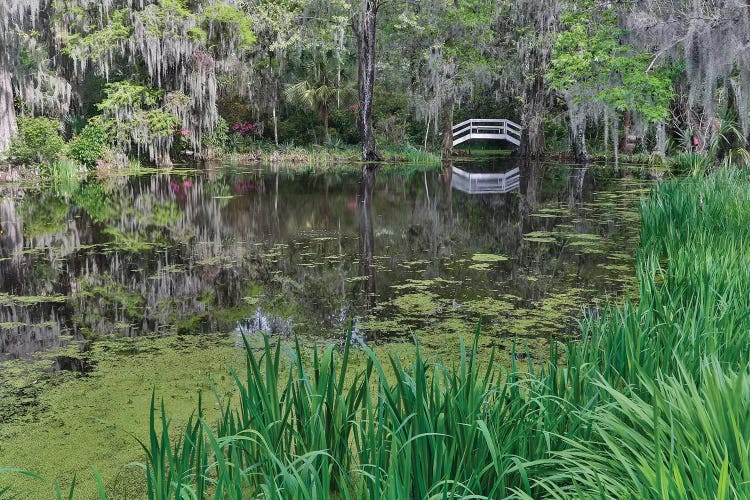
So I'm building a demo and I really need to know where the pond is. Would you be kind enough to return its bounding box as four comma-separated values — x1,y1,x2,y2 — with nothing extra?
1,158,647,372
0,158,653,495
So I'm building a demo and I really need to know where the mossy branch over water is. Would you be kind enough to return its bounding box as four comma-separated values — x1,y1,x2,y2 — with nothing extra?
6,169,750,497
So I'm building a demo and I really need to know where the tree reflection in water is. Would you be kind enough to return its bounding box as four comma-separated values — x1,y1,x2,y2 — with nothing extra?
0,163,645,363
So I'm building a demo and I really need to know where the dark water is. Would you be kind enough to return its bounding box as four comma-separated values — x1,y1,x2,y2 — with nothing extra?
0,160,648,364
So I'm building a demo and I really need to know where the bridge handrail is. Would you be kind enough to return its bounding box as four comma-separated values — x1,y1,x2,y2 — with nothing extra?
452,118,521,131
453,124,515,136
451,118,522,147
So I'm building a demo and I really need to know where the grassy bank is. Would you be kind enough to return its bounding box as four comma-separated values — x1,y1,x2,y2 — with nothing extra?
199,143,442,168
4,169,750,497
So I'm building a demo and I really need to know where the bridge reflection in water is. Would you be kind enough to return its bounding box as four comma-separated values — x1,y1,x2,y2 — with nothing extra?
451,166,520,194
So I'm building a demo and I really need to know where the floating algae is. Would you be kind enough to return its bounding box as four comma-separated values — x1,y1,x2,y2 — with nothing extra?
462,297,514,317
469,263,492,271
390,277,458,291
0,293,67,306
391,292,444,315
523,231,557,243
471,253,508,262
346,275,370,283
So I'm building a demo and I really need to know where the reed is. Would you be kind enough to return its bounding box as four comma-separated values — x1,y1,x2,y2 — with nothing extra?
531,168,750,497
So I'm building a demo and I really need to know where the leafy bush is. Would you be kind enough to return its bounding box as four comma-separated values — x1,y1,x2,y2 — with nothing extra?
206,117,230,151
329,106,359,144
278,109,318,146
66,119,110,169
669,152,710,176
8,117,65,165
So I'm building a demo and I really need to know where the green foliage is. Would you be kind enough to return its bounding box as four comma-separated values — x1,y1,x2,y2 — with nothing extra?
669,152,710,176
399,143,440,164
285,51,349,144
329,107,359,144
549,1,673,123
202,116,229,152
201,4,255,49
97,82,163,111
43,159,80,184
136,0,195,38
373,89,412,146
537,169,750,497
278,110,318,145
61,9,131,60
66,120,110,169
96,82,180,152
8,117,65,165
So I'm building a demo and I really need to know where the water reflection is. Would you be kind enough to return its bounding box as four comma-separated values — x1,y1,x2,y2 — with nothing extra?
451,166,520,194
0,161,647,362
359,165,378,313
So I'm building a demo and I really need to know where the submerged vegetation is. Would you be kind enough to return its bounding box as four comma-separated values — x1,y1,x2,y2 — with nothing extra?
4,168,750,497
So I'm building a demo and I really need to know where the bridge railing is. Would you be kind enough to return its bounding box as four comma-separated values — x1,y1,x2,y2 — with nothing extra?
452,119,521,146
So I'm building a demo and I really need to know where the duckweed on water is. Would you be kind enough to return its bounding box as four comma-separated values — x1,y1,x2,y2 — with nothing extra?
523,231,557,243
462,297,514,317
0,336,245,498
470,253,509,262
0,293,67,305
468,262,492,270
391,291,444,314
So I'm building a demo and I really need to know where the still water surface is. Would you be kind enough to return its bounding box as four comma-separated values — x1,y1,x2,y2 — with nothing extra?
0,160,648,367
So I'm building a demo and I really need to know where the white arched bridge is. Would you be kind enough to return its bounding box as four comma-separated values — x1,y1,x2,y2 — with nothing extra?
452,119,521,147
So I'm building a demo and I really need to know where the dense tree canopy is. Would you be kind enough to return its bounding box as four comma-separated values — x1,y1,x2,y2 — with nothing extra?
2,0,750,164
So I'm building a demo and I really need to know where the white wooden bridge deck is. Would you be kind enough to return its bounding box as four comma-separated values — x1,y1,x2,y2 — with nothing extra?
451,166,520,194
452,119,521,147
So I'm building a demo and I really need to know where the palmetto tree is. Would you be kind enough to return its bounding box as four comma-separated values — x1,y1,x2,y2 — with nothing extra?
285,51,349,145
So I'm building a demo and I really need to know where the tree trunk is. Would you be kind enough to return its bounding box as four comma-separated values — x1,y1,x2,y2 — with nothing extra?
0,68,17,153
273,104,279,146
353,0,383,161
654,121,666,159
156,148,173,167
570,115,590,163
321,104,330,145
441,93,455,158
619,109,638,155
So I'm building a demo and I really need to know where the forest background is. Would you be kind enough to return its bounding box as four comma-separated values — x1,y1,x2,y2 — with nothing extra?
1,0,749,169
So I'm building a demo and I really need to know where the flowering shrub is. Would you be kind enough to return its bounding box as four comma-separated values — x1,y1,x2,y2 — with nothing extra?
231,121,258,136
